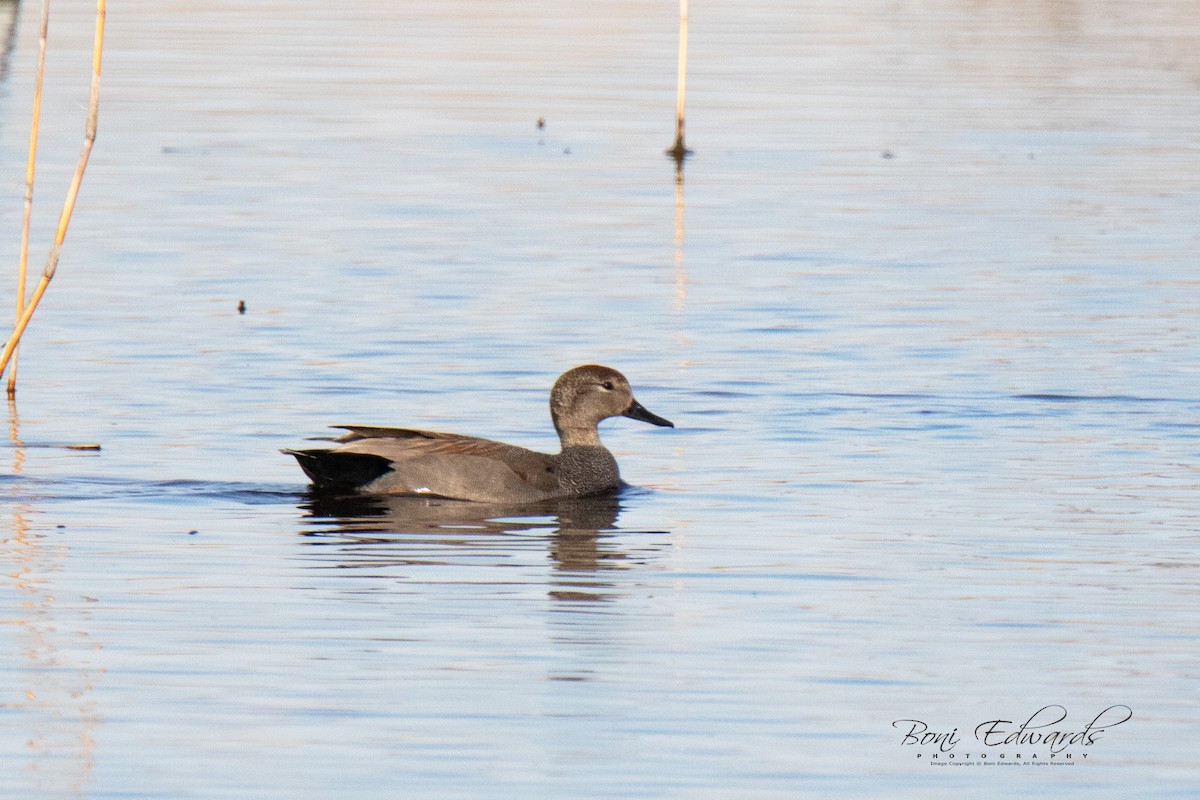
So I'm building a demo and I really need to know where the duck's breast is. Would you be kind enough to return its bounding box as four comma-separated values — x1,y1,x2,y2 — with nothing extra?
553,446,622,497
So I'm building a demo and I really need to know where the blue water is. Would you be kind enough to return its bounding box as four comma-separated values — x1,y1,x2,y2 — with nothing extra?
1,1,1197,797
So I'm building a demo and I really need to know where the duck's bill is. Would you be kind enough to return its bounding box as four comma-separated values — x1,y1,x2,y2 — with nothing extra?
623,399,674,428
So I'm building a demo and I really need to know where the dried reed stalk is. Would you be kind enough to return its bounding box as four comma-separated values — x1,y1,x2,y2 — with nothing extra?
667,0,692,161
7,0,50,397
1,0,105,391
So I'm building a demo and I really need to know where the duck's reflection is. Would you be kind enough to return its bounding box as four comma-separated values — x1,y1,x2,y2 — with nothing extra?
296,493,659,599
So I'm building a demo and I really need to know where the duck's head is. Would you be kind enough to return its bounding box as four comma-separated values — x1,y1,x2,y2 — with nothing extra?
550,364,673,446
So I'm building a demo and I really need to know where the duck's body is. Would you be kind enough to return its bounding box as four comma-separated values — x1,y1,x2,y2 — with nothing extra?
284,365,673,502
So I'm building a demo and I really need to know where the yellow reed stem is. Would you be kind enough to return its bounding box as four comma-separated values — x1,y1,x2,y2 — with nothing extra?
7,1,50,397
667,0,691,161
1,0,105,386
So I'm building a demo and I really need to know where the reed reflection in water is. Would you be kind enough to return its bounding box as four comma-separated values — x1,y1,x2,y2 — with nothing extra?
4,417,101,799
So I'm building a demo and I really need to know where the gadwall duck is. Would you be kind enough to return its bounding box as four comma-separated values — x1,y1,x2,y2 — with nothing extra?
283,364,673,502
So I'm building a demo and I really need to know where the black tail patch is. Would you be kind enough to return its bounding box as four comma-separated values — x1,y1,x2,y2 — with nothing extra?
283,448,392,492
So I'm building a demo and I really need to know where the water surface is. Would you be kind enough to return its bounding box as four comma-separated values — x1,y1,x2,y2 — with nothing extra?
1,1,1197,797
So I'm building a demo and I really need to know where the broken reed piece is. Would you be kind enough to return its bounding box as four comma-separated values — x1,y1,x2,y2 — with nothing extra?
1,441,102,451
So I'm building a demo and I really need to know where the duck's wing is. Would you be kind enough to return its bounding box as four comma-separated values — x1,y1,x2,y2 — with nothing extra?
332,425,495,447
304,426,562,500
330,426,544,462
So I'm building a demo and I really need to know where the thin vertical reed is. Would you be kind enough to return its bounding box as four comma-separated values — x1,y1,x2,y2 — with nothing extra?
7,1,50,397
667,0,691,161
1,0,105,387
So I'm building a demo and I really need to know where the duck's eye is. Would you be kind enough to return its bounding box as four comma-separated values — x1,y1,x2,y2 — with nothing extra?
600,380,615,391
